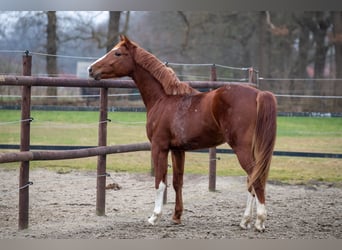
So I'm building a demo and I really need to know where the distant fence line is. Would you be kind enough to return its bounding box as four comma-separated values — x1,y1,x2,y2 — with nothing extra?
1,77,341,113
1,49,342,113
1,92,342,99
1,105,341,117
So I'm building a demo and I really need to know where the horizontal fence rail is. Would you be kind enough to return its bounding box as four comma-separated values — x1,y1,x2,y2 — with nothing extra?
0,75,256,89
1,144,341,160
0,143,151,163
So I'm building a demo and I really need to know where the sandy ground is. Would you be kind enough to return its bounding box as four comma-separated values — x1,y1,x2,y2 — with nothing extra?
0,168,341,239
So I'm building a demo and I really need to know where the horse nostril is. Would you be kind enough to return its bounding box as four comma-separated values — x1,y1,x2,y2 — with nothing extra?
88,66,92,73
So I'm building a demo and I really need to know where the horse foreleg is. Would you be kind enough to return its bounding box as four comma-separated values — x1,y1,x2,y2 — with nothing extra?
240,191,255,230
148,181,166,225
148,146,168,225
171,150,185,224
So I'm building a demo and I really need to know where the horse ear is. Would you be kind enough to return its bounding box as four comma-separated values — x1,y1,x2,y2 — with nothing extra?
121,35,137,49
122,35,131,44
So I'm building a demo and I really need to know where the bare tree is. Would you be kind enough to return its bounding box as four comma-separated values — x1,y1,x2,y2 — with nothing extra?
46,11,57,76
46,11,58,97
58,11,130,52
258,11,271,78
106,12,121,52
177,11,190,50
312,12,331,78
331,11,342,78
291,12,311,78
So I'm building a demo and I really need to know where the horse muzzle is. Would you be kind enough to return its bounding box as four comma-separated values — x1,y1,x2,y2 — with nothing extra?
88,66,101,80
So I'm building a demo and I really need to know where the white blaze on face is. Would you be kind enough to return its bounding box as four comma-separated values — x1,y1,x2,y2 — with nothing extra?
88,47,120,75
148,181,166,225
90,54,107,68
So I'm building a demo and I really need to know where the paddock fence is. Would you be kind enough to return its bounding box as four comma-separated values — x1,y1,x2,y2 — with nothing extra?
1,52,342,231
0,53,260,230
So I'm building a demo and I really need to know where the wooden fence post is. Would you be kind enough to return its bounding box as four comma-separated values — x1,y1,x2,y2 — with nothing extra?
209,64,217,192
18,51,32,230
96,88,108,216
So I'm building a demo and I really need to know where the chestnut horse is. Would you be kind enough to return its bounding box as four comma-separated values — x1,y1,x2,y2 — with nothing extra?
88,35,277,232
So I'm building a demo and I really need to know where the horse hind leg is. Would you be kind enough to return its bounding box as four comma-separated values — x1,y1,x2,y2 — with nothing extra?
255,196,266,232
234,147,267,232
239,186,267,232
240,188,255,230
253,181,267,232
233,148,255,230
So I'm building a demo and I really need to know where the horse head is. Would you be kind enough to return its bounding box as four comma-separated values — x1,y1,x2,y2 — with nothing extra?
88,35,137,80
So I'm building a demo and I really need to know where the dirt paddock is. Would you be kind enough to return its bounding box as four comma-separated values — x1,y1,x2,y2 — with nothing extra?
0,169,341,239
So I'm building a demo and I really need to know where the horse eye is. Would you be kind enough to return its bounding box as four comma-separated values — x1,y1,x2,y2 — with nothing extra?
114,51,122,57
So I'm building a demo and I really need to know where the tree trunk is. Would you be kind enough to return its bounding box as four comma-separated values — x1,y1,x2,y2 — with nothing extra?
46,11,58,98
258,11,271,79
313,12,329,79
332,11,342,78
291,15,310,78
331,11,342,110
106,11,121,52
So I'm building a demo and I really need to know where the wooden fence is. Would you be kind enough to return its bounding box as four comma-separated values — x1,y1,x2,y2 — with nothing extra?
0,53,257,230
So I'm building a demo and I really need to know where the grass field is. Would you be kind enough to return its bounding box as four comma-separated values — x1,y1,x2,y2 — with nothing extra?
0,110,341,184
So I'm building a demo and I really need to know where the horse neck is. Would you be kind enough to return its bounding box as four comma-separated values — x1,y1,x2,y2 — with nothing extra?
132,65,166,111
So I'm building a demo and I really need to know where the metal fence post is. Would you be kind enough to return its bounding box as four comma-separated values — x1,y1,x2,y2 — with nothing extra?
209,64,217,192
96,87,108,216
19,51,32,230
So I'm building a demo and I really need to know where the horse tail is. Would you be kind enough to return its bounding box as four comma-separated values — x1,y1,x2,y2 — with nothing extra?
248,91,277,190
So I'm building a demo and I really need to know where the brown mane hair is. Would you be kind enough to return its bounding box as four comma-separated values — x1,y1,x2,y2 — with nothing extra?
133,46,198,95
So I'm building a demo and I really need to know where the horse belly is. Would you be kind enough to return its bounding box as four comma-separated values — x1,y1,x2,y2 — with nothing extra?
170,120,225,150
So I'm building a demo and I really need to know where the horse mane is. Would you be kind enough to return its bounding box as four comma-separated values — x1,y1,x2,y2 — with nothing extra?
133,46,198,95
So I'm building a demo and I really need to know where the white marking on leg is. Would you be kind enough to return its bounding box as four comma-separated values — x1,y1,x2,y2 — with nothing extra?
254,196,267,232
240,192,255,229
148,181,166,225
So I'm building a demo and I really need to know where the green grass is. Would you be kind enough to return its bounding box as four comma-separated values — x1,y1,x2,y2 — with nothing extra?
275,117,342,154
0,110,341,184
277,116,342,137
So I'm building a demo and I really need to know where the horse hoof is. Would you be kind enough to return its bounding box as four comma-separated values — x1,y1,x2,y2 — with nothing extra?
172,218,182,225
255,227,265,232
254,215,266,232
240,217,251,230
148,217,157,225
148,213,161,225
239,222,251,230
254,223,266,232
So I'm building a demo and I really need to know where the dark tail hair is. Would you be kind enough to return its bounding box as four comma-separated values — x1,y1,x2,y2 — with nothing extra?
248,91,277,190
